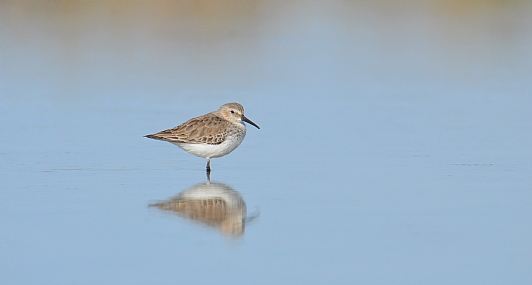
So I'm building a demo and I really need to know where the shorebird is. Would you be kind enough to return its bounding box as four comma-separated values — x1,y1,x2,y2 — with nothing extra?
144,103,260,173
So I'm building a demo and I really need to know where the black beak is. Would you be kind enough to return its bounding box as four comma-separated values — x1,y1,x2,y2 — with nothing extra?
242,115,260,129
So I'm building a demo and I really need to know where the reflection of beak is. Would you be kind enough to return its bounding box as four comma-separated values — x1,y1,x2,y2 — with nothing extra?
241,115,260,129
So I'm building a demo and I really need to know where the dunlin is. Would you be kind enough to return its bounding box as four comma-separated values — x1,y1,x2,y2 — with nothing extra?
144,103,260,172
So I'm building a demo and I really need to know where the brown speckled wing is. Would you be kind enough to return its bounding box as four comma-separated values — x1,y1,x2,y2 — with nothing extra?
145,113,229,145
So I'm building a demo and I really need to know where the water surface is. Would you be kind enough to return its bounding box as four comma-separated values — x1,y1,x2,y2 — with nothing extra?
1,1,531,284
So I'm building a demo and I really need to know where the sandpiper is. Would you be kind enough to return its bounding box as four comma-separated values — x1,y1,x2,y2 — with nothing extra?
144,103,260,172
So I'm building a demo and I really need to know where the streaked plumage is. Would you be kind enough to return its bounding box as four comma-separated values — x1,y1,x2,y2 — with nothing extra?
144,103,259,172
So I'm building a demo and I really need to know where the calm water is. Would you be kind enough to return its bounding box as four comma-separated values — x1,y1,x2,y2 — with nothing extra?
1,1,532,284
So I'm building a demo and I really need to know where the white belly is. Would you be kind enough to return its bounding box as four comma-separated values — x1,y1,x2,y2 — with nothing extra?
172,133,246,159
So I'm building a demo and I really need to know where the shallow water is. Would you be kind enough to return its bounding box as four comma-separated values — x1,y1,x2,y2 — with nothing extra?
1,1,532,284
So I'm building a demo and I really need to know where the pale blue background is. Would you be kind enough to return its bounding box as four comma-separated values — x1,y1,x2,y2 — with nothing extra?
1,1,531,284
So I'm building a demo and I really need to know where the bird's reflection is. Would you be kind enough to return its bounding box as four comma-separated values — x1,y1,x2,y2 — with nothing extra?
150,180,257,237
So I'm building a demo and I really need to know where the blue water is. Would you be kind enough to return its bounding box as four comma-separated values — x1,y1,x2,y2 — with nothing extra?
1,1,531,284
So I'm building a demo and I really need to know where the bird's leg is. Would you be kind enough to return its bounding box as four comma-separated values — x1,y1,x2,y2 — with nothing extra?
206,160,211,181
206,159,211,172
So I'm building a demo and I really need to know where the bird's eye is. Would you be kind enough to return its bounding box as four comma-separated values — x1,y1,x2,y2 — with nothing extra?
230,111,235,114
